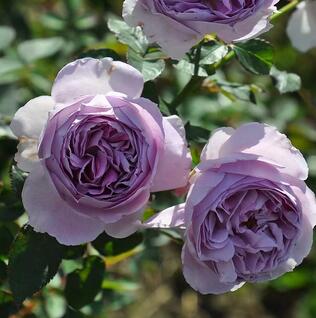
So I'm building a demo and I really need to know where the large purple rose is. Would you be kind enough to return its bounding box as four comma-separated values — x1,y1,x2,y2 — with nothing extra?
10,58,191,245
123,0,280,59
147,123,316,294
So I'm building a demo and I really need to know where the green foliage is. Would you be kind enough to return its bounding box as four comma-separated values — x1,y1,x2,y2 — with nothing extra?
8,226,64,303
185,122,211,145
108,17,165,81
17,37,65,63
175,41,227,77
0,26,16,51
270,66,302,93
92,232,143,256
233,39,274,75
65,256,105,309
10,165,27,198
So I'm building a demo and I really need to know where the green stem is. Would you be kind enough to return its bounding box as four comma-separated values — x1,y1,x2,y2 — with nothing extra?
168,0,302,113
168,76,202,114
270,0,301,22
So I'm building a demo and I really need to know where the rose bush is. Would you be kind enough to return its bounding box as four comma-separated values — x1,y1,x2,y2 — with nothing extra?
148,123,316,294
123,0,280,59
10,57,191,245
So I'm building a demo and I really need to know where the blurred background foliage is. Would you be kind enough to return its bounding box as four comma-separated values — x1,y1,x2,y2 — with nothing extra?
1,0,316,317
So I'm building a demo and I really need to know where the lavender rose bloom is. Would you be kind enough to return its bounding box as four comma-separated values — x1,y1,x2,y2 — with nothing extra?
148,123,316,294
10,57,191,245
123,0,280,59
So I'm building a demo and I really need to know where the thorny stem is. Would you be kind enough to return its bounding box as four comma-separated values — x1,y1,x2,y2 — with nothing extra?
168,0,302,113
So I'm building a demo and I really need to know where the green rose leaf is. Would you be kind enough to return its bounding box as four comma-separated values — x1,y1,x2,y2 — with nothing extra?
8,226,64,304
233,39,274,75
78,48,121,60
199,42,228,65
128,48,165,82
0,26,16,51
185,122,211,144
108,17,165,81
107,17,148,54
17,37,65,63
65,256,105,310
92,232,143,256
0,291,16,317
10,165,27,198
270,66,302,93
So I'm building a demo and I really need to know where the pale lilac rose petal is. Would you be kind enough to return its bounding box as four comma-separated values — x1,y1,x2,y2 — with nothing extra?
287,1,316,53
52,58,144,103
151,116,192,192
219,122,308,180
200,127,234,162
15,139,39,172
182,243,243,295
104,210,144,238
10,96,55,139
10,96,55,172
144,203,186,229
23,163,105,246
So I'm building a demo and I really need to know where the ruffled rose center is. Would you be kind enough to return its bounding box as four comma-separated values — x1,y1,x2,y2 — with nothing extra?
154,0,264,24
194,185,301,282
56,115,147,201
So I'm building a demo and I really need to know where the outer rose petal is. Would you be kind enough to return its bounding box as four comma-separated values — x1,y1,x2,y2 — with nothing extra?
151,116,192,192
10,96,55,139
51,58,144,103
144,203,186,229
123,0,200,59
15,139,39,172
287,1,316,52
200,127,234,162
22,162,105,245
182,243,244,294
104,210,144,238
10,96,55,172
218,123,308,180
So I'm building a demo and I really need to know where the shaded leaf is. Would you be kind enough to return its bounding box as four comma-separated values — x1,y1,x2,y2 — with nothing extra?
0,26,16,51
185,122,211,144
63,245,86,260
233,39,274,75
78,48,121,60
92,232,143,256
8,226,64,303
10,165,27,198
65,256,105,309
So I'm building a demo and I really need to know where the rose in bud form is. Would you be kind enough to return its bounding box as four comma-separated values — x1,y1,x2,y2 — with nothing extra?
10,57,191,245
287,1,316,52
123,0,280,59
148,123,316,294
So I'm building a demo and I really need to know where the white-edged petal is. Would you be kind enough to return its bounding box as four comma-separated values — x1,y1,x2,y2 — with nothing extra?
151,116,192,192
10,95,55,139
287,1,316,52
51,58,144,103
144,203,186,229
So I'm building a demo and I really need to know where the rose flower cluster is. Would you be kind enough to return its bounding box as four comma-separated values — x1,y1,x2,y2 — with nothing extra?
10,0,316,295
